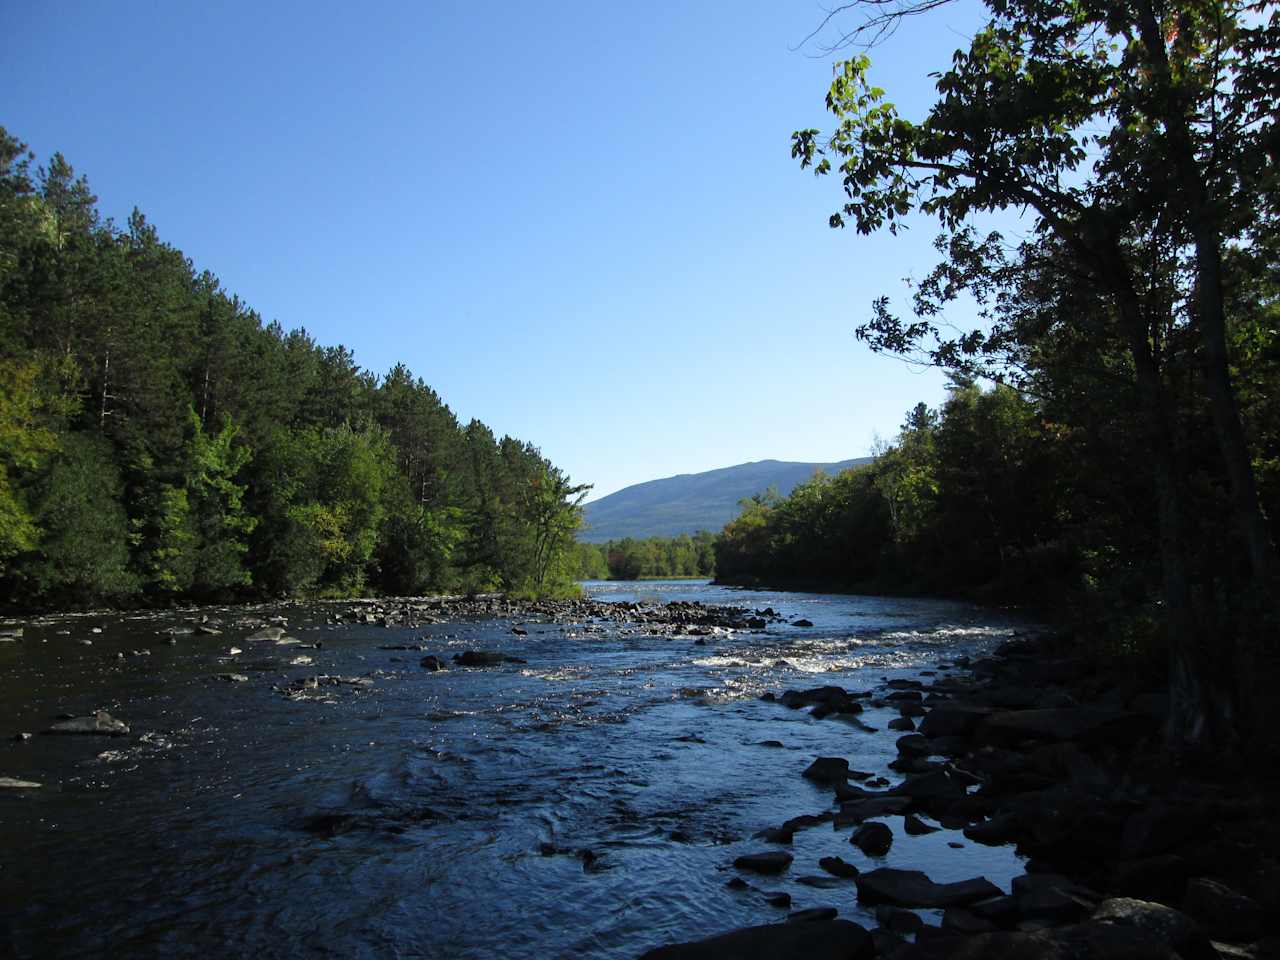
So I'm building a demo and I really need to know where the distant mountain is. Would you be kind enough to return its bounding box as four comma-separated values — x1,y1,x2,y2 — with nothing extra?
579,458,874,543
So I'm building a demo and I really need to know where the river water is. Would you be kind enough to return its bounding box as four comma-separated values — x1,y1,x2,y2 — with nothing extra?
0,581,1034,958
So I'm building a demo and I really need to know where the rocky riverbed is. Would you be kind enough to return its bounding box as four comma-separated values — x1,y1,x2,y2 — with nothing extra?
645,632,1280,959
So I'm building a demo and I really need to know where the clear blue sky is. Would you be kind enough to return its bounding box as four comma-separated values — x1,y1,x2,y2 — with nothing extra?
3,0,992,500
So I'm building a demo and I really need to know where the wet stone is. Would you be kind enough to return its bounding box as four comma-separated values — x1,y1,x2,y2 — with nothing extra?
733,851,793,875
856,868,1003,908
45,711,130,737
802,756,850,785
850,821,894,857
818,856,860,879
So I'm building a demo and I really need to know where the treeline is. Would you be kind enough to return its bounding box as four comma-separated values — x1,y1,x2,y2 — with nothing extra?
0,129,586,607
574,532,716,581
775,0,1280,756
716,385,1096,604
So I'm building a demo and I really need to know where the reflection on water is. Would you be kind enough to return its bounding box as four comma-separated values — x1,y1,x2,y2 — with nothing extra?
0,582,1035,958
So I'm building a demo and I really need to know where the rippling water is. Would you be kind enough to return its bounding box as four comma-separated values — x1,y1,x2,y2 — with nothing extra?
0,581,1035,958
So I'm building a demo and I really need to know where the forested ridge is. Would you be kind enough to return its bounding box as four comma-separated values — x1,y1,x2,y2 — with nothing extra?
0,128,587,608
721,0,1280,757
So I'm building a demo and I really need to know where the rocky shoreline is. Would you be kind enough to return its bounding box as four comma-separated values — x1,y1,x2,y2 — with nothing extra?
645,633,1279,959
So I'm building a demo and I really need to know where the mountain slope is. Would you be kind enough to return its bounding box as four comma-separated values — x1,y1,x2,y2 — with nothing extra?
579,458,873,542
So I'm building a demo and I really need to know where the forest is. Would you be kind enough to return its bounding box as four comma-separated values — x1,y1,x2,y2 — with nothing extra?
721,0,1280,758
0,128,587,607
574,532,717,581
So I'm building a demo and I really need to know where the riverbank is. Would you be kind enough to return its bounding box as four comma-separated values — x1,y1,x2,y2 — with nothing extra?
646,630,1279,958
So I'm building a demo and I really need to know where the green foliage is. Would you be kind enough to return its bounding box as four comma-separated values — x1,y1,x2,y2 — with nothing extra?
793,1,1280,752
714,382,1075,602
0,357,59,568
0,126,588,607
27,433,137,602
576,531,718,581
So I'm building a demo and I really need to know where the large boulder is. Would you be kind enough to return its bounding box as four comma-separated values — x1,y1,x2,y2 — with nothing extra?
638,918,873,959
856,868,1002,908
1182,877,1265,942
1091,898,1216,960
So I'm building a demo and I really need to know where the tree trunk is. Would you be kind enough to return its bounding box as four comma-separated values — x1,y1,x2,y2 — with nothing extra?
1136,0,1280,594
1108,250,1236,757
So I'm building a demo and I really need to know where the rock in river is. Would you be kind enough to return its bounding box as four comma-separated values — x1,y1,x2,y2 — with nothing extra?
452,651,527,667
245,626,285,642
802,756,850,784
44,710,130,736
639,918,873,960
0,776,42,789
856,868,1002,908
733,851,793,875
850,821,894,856
819,856,860,879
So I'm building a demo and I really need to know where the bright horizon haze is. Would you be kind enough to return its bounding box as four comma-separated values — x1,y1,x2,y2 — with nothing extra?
2,1,993,502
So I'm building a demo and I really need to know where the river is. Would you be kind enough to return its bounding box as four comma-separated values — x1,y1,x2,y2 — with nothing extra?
0,581,1035,958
